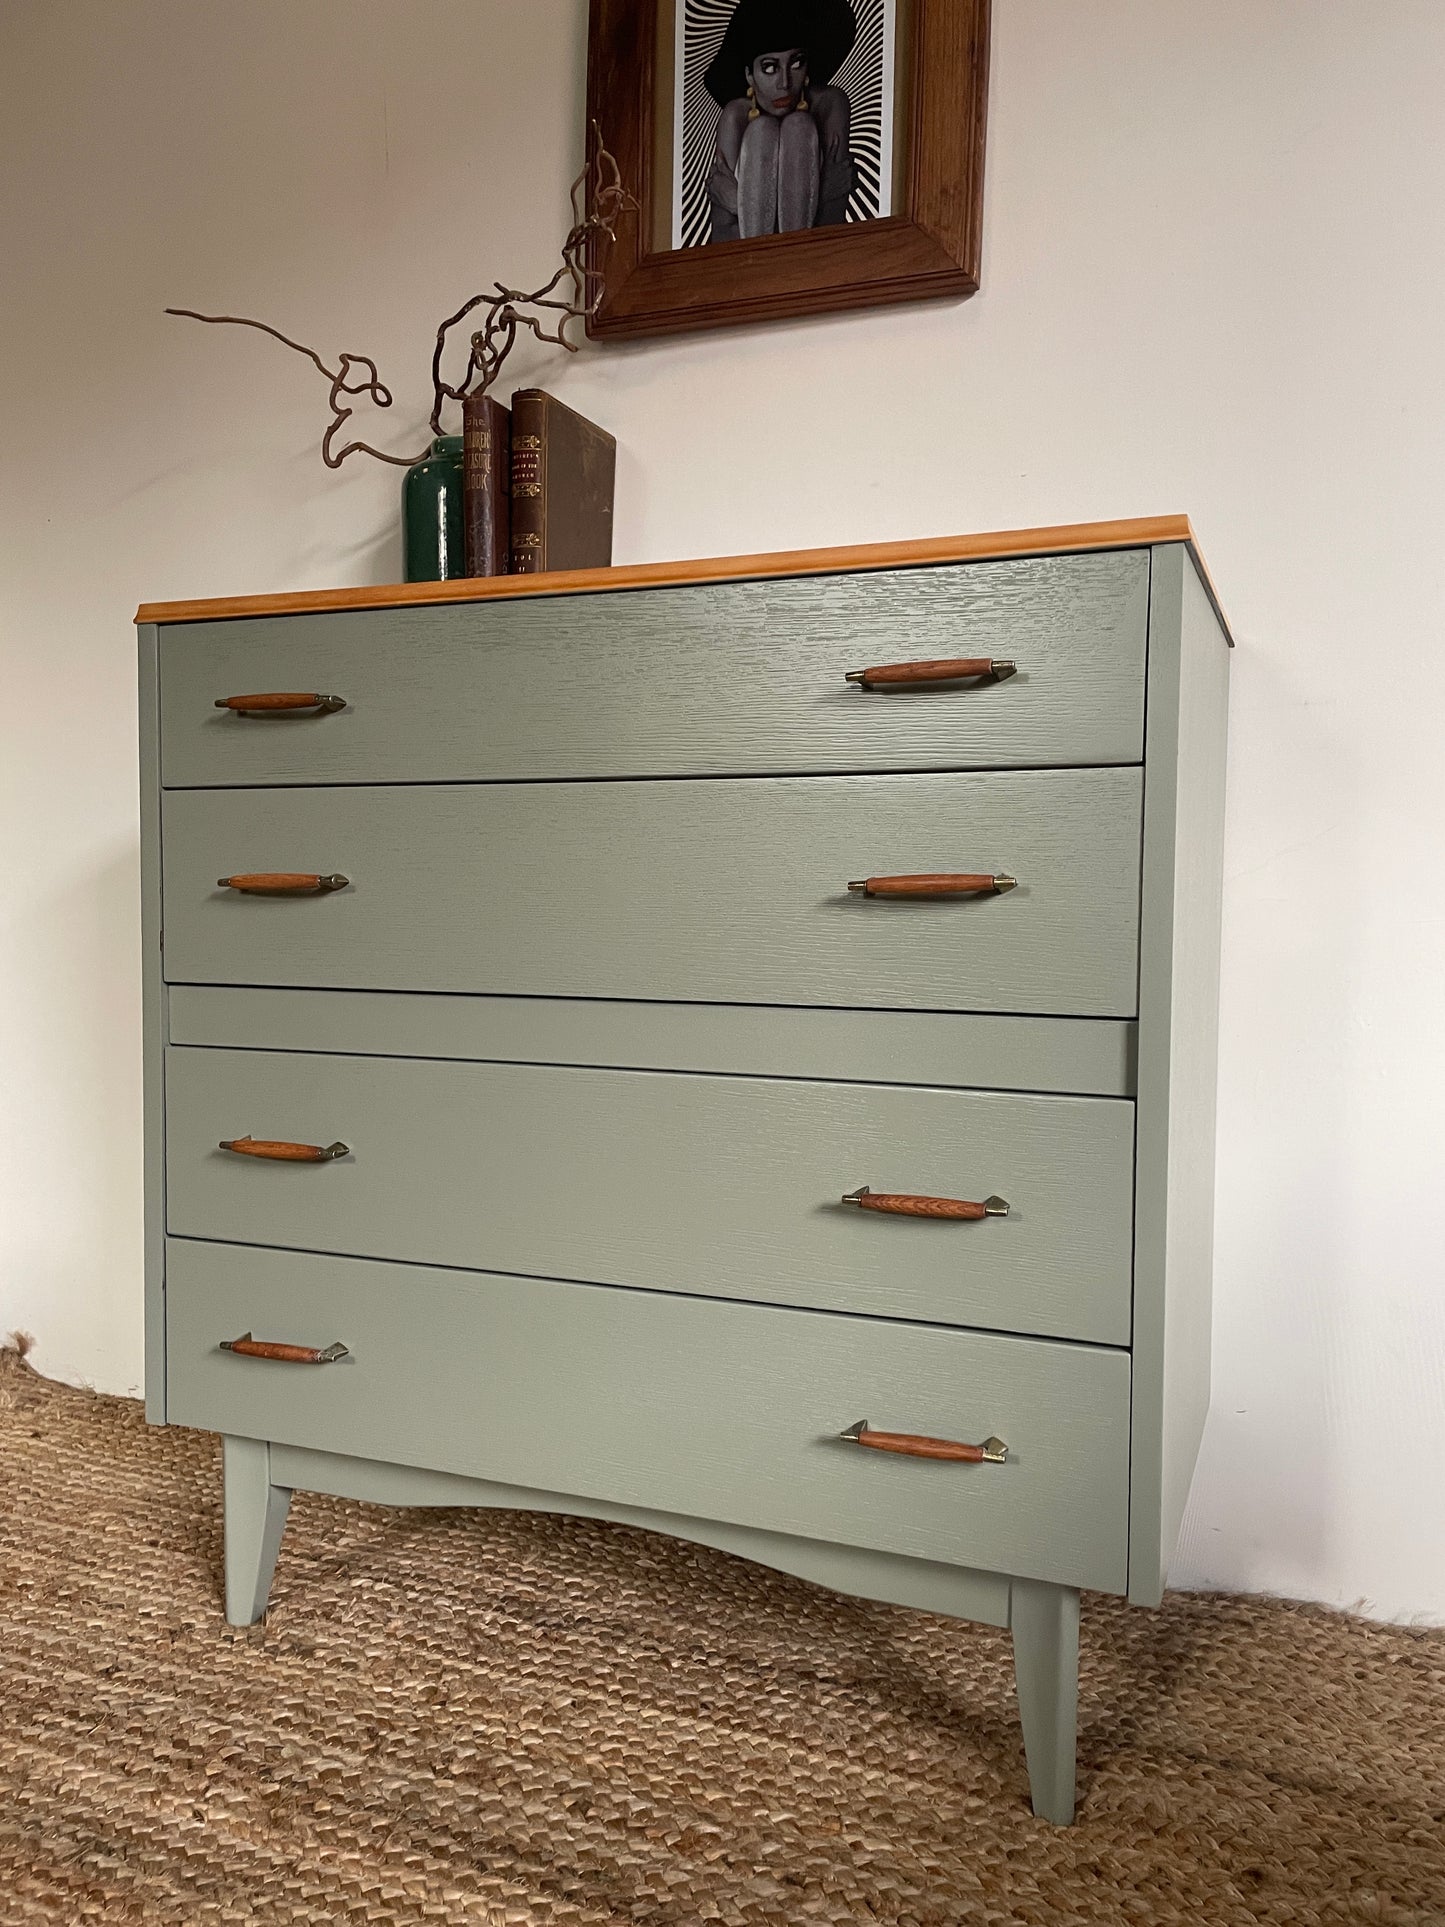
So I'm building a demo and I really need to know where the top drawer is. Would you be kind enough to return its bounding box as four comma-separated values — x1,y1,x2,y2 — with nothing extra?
156,551,1148,786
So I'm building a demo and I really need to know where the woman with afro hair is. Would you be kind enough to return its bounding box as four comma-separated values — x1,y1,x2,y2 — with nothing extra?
703,0,858,241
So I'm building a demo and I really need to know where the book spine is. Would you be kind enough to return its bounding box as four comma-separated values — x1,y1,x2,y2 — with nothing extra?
509,392,547,574
461,393,510,577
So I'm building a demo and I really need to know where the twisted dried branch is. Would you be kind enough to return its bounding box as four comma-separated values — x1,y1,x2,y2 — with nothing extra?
163,310,426,467
428,136,632,432
166,130,634,471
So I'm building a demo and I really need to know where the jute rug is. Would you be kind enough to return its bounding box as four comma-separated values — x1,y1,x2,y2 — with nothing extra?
1,1342,1441,1925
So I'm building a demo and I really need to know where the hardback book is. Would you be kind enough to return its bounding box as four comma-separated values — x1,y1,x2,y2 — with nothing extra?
509,389,616,575
461,391,511,577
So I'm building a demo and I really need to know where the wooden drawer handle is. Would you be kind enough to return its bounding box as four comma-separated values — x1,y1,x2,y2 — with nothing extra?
845,657,1016,689
218,1136,350,1162
840,1420,1008,1463
847,872,1016,897
215,692,346,715
842,1186,1009,1219
217,873,349,894
220,1331,349,1364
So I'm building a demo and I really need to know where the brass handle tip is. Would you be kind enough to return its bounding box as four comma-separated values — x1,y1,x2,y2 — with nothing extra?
981,1437,1009,1463
839,1419,868,1442
992,661,1018,681
840,1186,869,1205
993,874,1018,892
846,879,867,893
984,1195,1010,1216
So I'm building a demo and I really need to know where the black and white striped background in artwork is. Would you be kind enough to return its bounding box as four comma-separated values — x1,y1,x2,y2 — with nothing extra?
674,0,893,248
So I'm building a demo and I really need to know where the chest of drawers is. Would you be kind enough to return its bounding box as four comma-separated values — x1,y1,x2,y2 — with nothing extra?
138,517,1231,1825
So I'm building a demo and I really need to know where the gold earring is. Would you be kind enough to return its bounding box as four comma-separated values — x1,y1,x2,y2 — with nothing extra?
747,82,759,121
796,89,809,111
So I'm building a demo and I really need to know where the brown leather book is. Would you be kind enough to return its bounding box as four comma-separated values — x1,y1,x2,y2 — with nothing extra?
461,391,511,577
509,389,616,575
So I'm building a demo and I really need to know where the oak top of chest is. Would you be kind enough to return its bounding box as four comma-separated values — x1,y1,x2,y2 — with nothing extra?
136,513,1232,643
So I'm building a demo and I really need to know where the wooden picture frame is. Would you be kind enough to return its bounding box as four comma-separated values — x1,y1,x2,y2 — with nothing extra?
586,0,990,340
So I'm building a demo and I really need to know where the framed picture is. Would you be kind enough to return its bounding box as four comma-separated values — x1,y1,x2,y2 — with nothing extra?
586,0,990,339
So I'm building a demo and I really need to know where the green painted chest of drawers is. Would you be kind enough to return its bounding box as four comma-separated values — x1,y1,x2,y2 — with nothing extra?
138,519,1231,1825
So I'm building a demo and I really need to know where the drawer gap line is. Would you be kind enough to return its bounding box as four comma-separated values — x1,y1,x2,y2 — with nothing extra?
159,759,1146,794
163,1235,1135,1354
165,1040,1135,1102
162,982,1140,1024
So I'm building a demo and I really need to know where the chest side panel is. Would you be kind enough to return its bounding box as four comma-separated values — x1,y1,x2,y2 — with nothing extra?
1130,545,1231,1604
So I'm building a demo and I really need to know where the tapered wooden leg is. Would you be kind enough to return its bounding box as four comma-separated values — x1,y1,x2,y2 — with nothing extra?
223,1436,292,1625
1009,1578,1080,1824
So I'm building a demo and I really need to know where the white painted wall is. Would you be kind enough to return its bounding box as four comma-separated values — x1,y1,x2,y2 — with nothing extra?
2,1,1441,1621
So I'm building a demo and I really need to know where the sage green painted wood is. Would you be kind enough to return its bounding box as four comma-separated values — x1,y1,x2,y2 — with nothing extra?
166,1239,1132,1591
267,1441,1014,1626
1010,1578,1080,1825
1129,545,1231,1606
161,769,1145,1016
138,625,167,1423
157,552,1148,787
169,987,1138,1097
222,1435,292,1625
166,1046,1136,1343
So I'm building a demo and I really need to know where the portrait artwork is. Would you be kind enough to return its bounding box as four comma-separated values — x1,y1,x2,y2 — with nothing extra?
672,0,896,248
585,0,988,339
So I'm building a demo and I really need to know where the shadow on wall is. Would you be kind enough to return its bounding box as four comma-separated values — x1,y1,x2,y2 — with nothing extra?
1174,638,1362,1602
2,841,144,1394
312,516,401,593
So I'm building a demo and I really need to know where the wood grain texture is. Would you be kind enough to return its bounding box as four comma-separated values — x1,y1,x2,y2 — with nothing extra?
849,873,1010,897
167,988,1139,1098
160,769,1144,1016
845,1427,998,1462
156,551,1149,787
216,1136,343,1162
847,657,1010,686
220,1335,343,1364
585,0,988,340
215,693,344,713
166,1238,1132,1592
848,1191,992,1219
134,518,1208,625
216,873,347,894
1129,546,1231,1606
164,1047,1136,1345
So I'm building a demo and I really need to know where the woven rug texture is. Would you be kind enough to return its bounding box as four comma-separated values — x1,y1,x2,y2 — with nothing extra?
1,1343,1441,1925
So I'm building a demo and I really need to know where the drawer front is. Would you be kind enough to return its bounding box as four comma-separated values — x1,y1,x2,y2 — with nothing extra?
161,769,1143,1016
166,1047,1136,1344
165,1239,1132,1592
157,551,1148,787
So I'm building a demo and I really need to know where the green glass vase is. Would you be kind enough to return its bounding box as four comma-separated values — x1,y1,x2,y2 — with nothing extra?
402,435,465,582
